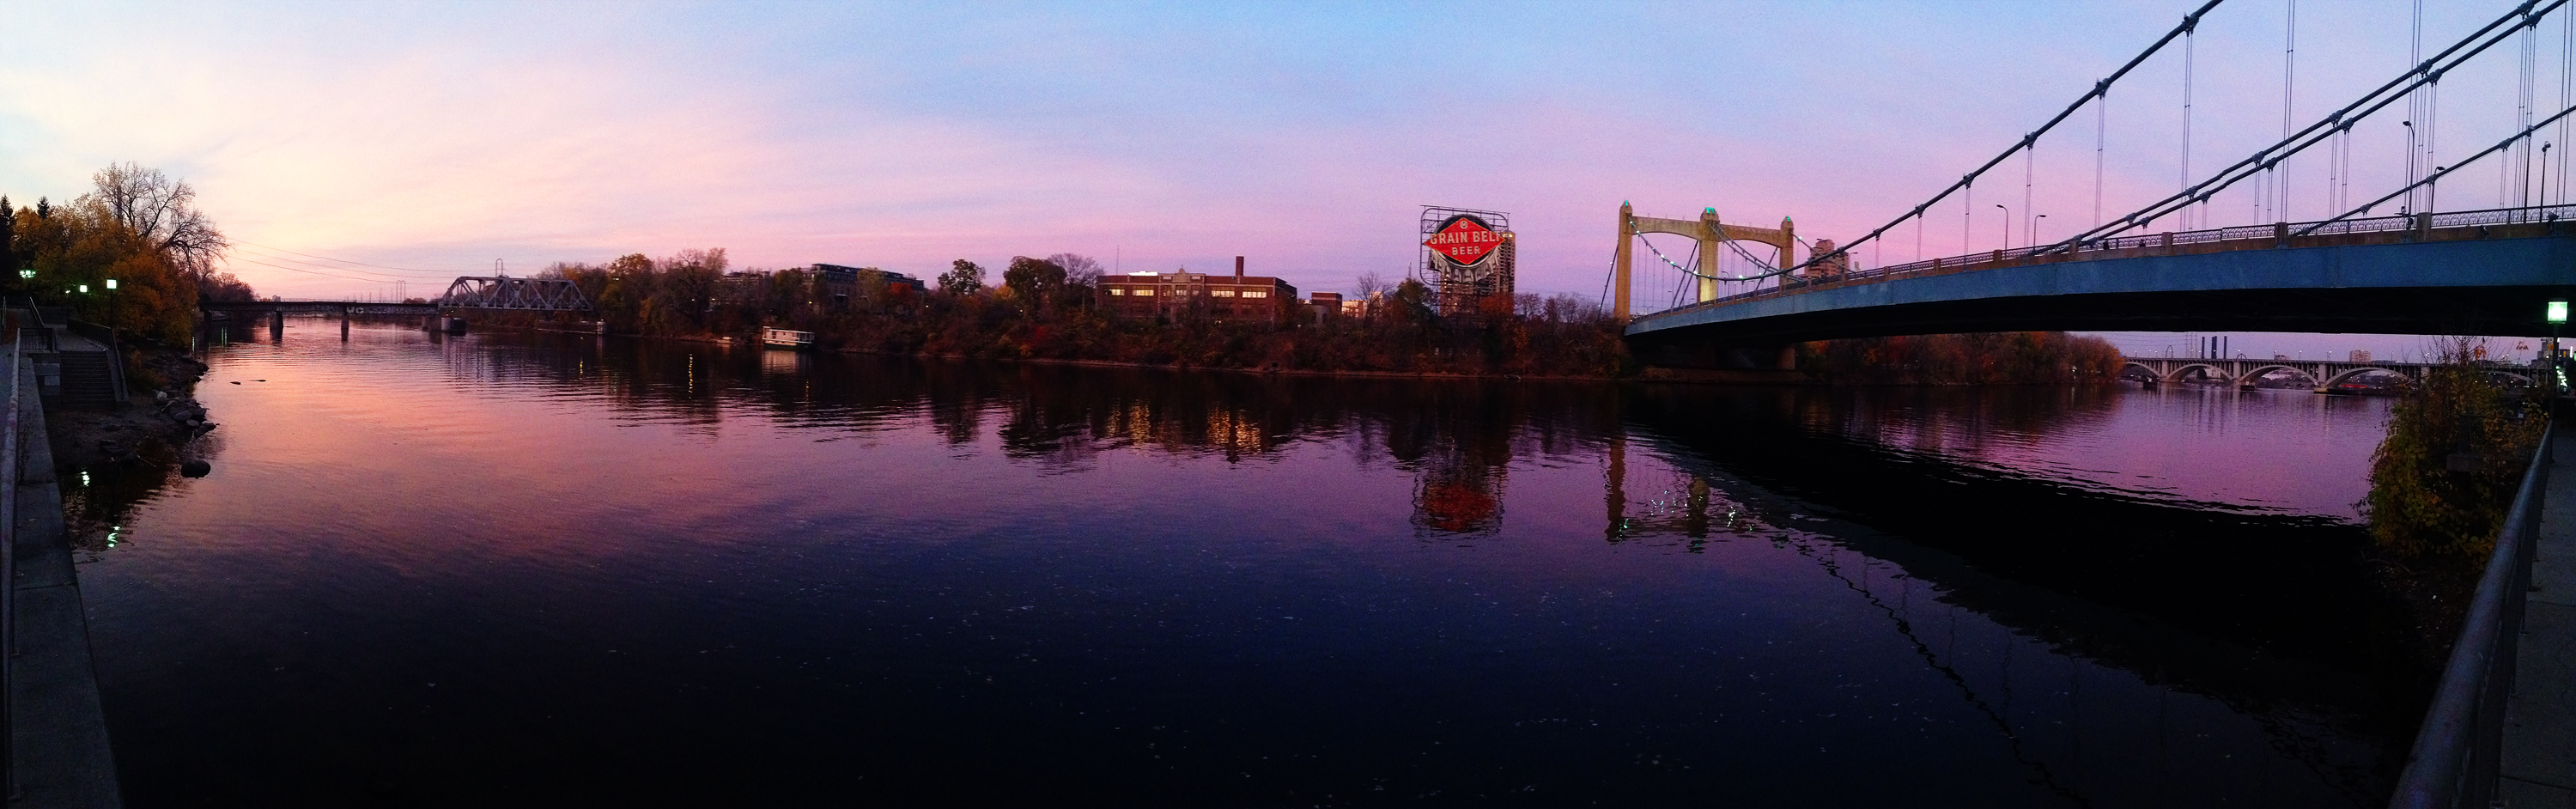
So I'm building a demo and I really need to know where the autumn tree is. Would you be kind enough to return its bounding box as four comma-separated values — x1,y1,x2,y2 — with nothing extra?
85,162,231,298
939,259,985,295
1002,256,1066,313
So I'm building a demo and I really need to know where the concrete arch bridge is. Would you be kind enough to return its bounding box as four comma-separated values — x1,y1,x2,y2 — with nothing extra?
2121,356,2535,393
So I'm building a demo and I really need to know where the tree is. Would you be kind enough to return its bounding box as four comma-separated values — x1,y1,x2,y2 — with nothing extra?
0,195,14,281
85,162,229,285
1045,253,1103,312
1003,256,1066,311
939,259,985,295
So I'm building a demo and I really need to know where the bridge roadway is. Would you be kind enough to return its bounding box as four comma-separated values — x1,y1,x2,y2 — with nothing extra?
1625,207,2576,368
199,301,438,317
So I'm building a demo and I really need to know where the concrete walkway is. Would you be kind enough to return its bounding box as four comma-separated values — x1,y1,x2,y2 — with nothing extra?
2504,425,2576,806
9,352,122,807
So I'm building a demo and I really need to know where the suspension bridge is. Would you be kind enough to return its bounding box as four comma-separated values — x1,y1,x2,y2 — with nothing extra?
1604,3,2576,805
1616,0,2576,374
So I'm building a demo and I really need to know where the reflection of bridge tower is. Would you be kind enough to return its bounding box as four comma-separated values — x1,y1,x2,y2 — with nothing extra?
1601,434,1718,541
1612,202,1797,322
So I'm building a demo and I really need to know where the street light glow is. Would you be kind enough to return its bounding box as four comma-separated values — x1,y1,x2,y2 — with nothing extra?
105,279,117,289
2550,300,2568,324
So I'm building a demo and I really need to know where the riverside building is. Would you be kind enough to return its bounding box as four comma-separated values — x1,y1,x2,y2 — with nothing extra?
1100,256,1297,325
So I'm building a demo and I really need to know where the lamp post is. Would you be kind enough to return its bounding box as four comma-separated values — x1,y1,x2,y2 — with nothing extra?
1993,204,2010,252
2549,300,2567,396
2033,214,2048,247
104,278,117,355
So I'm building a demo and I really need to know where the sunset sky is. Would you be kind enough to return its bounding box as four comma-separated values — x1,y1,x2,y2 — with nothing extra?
0,1,2553,359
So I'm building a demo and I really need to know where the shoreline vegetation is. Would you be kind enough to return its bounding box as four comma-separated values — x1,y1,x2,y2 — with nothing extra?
455,248,2126,385
2356,336,2551,670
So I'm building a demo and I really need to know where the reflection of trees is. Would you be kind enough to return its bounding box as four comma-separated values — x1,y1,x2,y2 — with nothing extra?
410,338,1630,539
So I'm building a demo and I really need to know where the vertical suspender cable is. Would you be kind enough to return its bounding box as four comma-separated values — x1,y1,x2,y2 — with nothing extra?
2095,96,2108,228
2281,0,2296,222
2524,10,2540,212
2430,78,2443,212
2025,143,2036,248
2561,8,2573,209
2182,27,2196,229
2411,0,2426,213
1965,181,1974,253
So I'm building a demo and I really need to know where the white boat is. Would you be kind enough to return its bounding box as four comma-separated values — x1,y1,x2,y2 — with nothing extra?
760,328,815,349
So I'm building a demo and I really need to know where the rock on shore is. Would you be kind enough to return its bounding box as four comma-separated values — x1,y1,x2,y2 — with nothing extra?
46,341,214,471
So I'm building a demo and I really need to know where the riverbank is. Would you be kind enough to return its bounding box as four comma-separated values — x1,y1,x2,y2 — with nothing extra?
45,338,210,471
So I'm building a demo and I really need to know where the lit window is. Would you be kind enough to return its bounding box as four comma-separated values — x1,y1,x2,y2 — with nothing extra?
1135,289,1154,296
1213,289,1236,297
1242,290,1267,298
1110,289,1127,295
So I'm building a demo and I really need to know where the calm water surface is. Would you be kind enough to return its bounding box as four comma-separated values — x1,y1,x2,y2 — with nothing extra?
76,324,2412,806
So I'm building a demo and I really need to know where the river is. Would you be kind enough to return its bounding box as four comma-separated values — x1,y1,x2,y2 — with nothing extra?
70,322,2414,806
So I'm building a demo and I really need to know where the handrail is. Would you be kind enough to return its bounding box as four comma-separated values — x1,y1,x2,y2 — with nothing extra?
2390,419,2555,808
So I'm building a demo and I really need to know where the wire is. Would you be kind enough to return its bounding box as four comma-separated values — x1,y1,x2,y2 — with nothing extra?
224,255,424,284
2065,0,2566,250
231,245,420,282
2300,97,2576,236
233,240,463,277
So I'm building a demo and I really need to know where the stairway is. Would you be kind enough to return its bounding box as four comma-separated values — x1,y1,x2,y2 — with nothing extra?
55,351,118,408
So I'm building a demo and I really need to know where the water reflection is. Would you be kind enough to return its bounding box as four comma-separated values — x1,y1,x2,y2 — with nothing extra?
72,323,2413,806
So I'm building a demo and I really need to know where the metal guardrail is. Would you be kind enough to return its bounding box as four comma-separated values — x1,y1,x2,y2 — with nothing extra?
1654,204,2576,318
2390,420,2555,808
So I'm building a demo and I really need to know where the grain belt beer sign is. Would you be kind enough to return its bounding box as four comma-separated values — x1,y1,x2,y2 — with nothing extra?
1425,215,1503,266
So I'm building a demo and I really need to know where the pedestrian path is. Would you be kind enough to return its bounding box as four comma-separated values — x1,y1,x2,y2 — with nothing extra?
2504,425,2576,806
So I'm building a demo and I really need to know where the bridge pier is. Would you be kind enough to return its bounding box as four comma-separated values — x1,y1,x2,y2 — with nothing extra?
269,309,283,341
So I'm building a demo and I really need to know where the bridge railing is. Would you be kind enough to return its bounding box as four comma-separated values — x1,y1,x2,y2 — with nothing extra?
1650,204,2576,319
2389,420,2554,809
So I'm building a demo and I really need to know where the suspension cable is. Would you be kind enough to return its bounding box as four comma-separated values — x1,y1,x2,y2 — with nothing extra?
2297,98,2576,236
2046,0,2560,252
1758,0,2223,283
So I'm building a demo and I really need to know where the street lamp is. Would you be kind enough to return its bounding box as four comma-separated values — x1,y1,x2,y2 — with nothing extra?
1994,204,2010,252
2549,301,2567,395
2033,214,2048,247
104,278,117,354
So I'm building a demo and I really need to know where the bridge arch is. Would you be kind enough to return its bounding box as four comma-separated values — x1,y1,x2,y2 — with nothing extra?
2318,366,2412,391
2160,362,2228,382
2233,364,2318,386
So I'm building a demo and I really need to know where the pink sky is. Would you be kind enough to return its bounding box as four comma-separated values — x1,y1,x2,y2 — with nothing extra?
0,0,2547,357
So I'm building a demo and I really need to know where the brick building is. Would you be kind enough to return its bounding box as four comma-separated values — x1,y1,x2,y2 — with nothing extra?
1100,257,1297,325
813,264,926,307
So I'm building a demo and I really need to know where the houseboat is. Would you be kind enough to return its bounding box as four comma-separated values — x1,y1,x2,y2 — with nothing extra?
760,327,816,350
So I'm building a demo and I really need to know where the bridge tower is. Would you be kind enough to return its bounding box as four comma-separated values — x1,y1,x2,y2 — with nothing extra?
1613,202,1795,323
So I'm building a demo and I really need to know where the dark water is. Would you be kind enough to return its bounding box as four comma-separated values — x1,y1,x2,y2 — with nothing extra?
71,323,2415,806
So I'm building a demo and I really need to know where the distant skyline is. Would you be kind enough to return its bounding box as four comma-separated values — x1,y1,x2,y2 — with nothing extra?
2,0,2556,359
